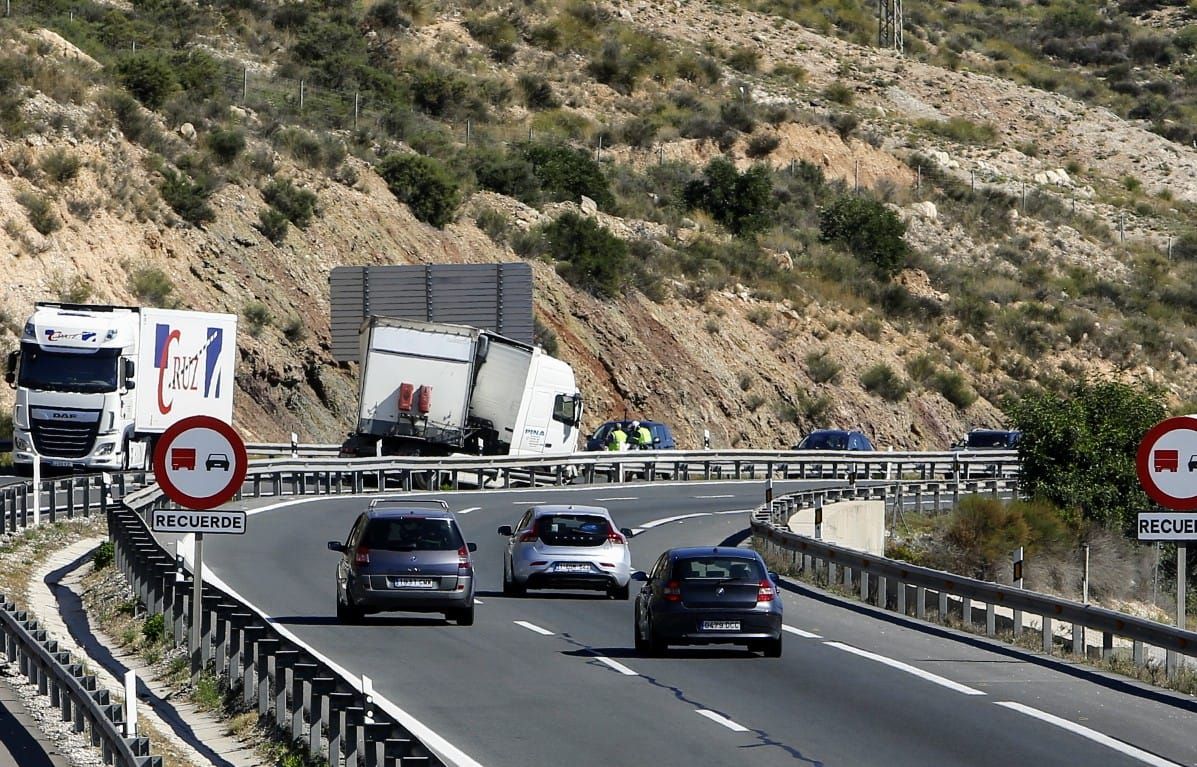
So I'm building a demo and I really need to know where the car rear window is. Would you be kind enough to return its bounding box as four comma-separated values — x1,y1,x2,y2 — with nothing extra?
801,432,847,449
536,514,611,547
672,557,764,581
362,517,463,551
967,432,1012,448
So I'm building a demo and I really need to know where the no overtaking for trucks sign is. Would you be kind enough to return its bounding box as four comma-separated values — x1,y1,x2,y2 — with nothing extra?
152,415,247,513
1135,415,1195,634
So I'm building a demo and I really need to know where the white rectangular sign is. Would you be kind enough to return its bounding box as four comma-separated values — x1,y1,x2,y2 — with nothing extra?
1137,513,1197,540
151,509,246,535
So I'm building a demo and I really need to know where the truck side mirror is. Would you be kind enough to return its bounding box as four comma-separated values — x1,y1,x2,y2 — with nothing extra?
123,359,136,389
4,350,16,387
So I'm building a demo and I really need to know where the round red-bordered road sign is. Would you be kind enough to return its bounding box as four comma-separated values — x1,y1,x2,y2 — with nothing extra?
1136,415,1197,511
152,415,247,510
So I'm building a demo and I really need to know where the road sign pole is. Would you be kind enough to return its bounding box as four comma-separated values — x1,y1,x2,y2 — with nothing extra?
190,532,204,677
32,450,41,525
1179,542,1188,631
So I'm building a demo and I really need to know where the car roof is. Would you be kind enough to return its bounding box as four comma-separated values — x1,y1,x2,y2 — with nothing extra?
969,428,1019,435
808,428,859,435
529,504,612,518
365,498,455,520
667,546,761,560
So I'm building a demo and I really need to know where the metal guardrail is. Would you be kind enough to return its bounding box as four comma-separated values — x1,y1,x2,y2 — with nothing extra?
752,485,1197,677
1,596,162,766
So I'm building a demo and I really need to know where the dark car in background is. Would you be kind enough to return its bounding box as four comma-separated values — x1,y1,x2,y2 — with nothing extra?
327,499,477,625
954,429,1021,450
792,429,875,451
634,547,783,657
585,420,677,451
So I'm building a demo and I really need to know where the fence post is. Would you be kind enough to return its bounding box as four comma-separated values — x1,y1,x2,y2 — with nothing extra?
242,68,248,102
354,92,360,130
299,80,305,112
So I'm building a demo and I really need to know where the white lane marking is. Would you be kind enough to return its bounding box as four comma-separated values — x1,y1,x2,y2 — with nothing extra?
457,507,481,515
783,625,821,639
715,509,748,515
513,620,554,636
638,512,711,529
695,709,750,733
512,500,547,504
594,496,638,501
193,564,485,767
695,494,735,499
590,654,638,676
824,642,985,696
994,702,1183,767
473,599,484,605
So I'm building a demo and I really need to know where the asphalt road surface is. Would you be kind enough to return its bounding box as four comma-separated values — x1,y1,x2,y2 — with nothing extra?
0,680,68,767
192,480,1197,767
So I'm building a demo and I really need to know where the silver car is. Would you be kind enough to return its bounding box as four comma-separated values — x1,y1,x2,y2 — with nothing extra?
328,499,476,624
498,504,634,599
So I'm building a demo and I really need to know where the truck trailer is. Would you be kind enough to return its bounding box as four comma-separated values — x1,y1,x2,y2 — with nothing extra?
5,303,237,474
339,317,583,459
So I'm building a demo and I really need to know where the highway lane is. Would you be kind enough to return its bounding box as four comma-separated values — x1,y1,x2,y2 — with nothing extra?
196,481,1197,767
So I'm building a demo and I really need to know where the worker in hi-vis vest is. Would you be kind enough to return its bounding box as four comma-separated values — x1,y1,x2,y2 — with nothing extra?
633,421,653,449
608,423,629,451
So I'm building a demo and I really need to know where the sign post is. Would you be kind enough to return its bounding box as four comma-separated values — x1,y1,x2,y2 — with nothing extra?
1011,547,1024,636
151,415,248,677
1135,416,1197,675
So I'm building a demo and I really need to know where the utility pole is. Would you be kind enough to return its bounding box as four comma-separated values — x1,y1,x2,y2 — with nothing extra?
878,0,903,53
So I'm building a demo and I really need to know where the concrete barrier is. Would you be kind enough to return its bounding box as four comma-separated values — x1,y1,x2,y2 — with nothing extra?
789,500,885,555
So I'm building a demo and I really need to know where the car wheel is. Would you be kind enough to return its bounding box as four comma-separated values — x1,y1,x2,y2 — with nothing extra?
502,561,526,597
609,583,630,600
449,605,475,626
336,593,364,624
763,635,782,658
634,606,650,653
646,615,667,657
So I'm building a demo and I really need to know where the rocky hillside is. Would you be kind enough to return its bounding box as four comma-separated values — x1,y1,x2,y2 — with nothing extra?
2,0,1195,451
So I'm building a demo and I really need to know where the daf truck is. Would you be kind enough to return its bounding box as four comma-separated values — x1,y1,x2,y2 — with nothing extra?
339,317,583,459
5,303,237,475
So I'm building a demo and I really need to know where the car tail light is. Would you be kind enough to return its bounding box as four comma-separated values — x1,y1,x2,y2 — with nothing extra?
530,561,547,566
663,580,681,602
600,562,615,568
457,546,472,572
354,546,370,565
606,526,626,544
757,579,775,603
518,530,539,543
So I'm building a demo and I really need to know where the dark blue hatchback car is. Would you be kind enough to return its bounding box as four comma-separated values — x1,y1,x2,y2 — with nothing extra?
634,547,783,657
585,420,677,451
792,429,875,451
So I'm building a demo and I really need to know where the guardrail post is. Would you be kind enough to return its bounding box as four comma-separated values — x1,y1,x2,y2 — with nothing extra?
290,662,320,743
842,564,852,590
985,602,996,637
309,677,338,762
1132,640,1144,668
1071,622,1083,657
876,574,886,608
1101,631,1113,661
938,590,948,622
327,691,354,765
253,638,281,714
962,596,972,628
272,650,299,727
859,569,868,601
915,586,926,619
896,580,906,615
1042,615,1053,654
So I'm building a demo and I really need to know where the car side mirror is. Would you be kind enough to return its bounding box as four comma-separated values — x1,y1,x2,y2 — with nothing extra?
467,542,478,552
620,527,634,538
769,571,780,583
4,350,17,386
497,525,512,537
123,358,136,389
327,541,346,553
631,571,648,582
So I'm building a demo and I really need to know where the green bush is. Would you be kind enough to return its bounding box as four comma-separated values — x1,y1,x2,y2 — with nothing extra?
519,74,560,110
517,141,613,208
159,169,215,226
262,178,317,228
243,301,272,336
16,191,61,235
257,208,289,244
128,266,174,304
931,369,977,409
860,363,909,401
683,157,776,238
823,81,855,105
40,148,82,184
377,153,461,228
819,195,908,278
544,211,628,297
946,496,1071,579
727,45,760,73
464,13,519,61
745,132,780,159
92,541,115,569
53,273,93,303
141,613,165,644
533,316,559,356
282,316,307,342
117,52,179,109
171,50,222,101
805,350,842,384
918,117,998,144
470,147,541,205
206,127,246,165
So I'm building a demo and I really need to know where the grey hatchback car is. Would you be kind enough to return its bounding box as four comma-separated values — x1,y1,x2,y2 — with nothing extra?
327,500,477,625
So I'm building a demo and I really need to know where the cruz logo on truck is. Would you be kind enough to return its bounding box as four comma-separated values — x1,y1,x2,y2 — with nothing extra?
44,329,97,342
154,324,225,415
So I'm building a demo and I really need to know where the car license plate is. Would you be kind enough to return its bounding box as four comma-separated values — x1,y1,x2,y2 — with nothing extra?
389,578,437,589
555,563,591,573
702,620,740,631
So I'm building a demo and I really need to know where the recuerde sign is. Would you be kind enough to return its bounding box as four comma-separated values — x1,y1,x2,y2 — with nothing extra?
150,509,247,535
1136,513,1197,541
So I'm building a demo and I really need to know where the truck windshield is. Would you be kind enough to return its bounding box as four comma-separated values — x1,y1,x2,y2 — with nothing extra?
17,343,120,393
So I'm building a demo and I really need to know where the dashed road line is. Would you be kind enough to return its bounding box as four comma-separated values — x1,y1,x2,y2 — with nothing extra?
511,500,548,505
825,642,985,696
513,620,554,636
695,709,750,732
994,702,1182,767
590,653,638,676
782,625,821,639
594,496,638,501
694,494,735,499
457,507,481,515
473,598,484,605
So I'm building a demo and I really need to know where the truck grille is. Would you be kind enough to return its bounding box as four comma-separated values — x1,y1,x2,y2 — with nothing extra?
31,418,99,458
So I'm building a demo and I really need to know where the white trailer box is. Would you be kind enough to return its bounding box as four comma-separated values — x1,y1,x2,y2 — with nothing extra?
133,308,237,431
